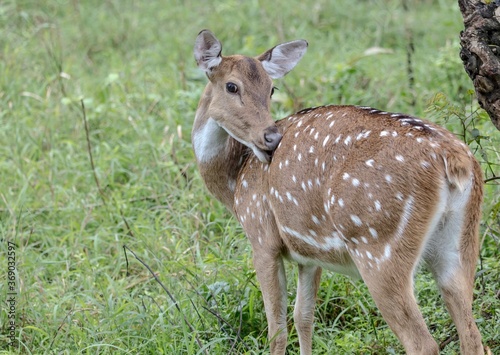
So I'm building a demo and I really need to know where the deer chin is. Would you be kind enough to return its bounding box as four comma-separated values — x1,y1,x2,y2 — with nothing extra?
221,124,275,164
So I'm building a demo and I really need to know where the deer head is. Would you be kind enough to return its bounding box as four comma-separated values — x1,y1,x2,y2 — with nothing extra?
193,30,307,163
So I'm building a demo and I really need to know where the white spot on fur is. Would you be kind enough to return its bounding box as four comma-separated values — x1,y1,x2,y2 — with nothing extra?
356,130,371,140
384,244,391,259
350,215,362,226
394,196,414,240
308,179,313,189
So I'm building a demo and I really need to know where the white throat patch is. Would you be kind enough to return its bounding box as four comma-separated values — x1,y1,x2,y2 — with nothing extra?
192,117,228,163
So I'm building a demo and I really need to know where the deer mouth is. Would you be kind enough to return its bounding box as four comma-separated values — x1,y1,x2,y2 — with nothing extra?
261,149,274,163
251,147,272,163
221,123,281,164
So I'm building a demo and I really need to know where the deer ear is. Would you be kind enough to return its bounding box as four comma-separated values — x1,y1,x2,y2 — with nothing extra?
257,40,308,79
194,30,223,73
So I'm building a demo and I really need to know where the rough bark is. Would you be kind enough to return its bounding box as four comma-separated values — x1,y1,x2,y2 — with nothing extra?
459,0,500,131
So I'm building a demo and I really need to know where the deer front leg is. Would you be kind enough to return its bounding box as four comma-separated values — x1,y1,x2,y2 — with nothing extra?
253,252,288,355
294,264,322,355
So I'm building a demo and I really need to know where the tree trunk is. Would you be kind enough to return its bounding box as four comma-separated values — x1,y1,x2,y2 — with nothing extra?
459,0,500,131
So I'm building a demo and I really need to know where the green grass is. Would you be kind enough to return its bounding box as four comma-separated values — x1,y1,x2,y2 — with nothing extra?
0,0,499,353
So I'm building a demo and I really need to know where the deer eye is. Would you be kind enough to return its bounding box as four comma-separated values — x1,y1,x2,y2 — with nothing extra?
271,86,278,97
226,82,238,94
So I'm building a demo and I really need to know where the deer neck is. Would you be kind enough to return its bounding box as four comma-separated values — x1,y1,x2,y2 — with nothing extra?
192,84,249,211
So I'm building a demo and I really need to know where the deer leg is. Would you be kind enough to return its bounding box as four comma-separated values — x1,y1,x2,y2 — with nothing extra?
357,261,439,355
294,264,322,355
425,209,484,354
436,270,484,355
253,253,288,355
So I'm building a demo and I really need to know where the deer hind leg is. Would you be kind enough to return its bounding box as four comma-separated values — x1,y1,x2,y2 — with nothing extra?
293,264,322,355
351,198,441,355
356,258,439,355
424,184,484,354
253,251,288,355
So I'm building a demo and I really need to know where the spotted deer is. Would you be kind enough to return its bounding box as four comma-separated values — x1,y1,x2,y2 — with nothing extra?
192,29,486,355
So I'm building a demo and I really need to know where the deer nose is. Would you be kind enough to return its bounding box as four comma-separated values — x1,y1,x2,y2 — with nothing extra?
264,126,282,152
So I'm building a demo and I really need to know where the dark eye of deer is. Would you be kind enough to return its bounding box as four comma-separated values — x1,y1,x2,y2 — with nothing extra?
271,86,278,98
226,82,238,94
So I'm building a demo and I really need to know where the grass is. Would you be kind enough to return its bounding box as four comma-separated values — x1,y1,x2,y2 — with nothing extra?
0,0,499,353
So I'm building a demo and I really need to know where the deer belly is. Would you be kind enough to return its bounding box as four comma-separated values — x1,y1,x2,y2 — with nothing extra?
287,250,361,279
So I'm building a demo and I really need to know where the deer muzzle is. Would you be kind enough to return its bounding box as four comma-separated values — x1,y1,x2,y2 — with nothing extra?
264,126,282,150
259,125,282,163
